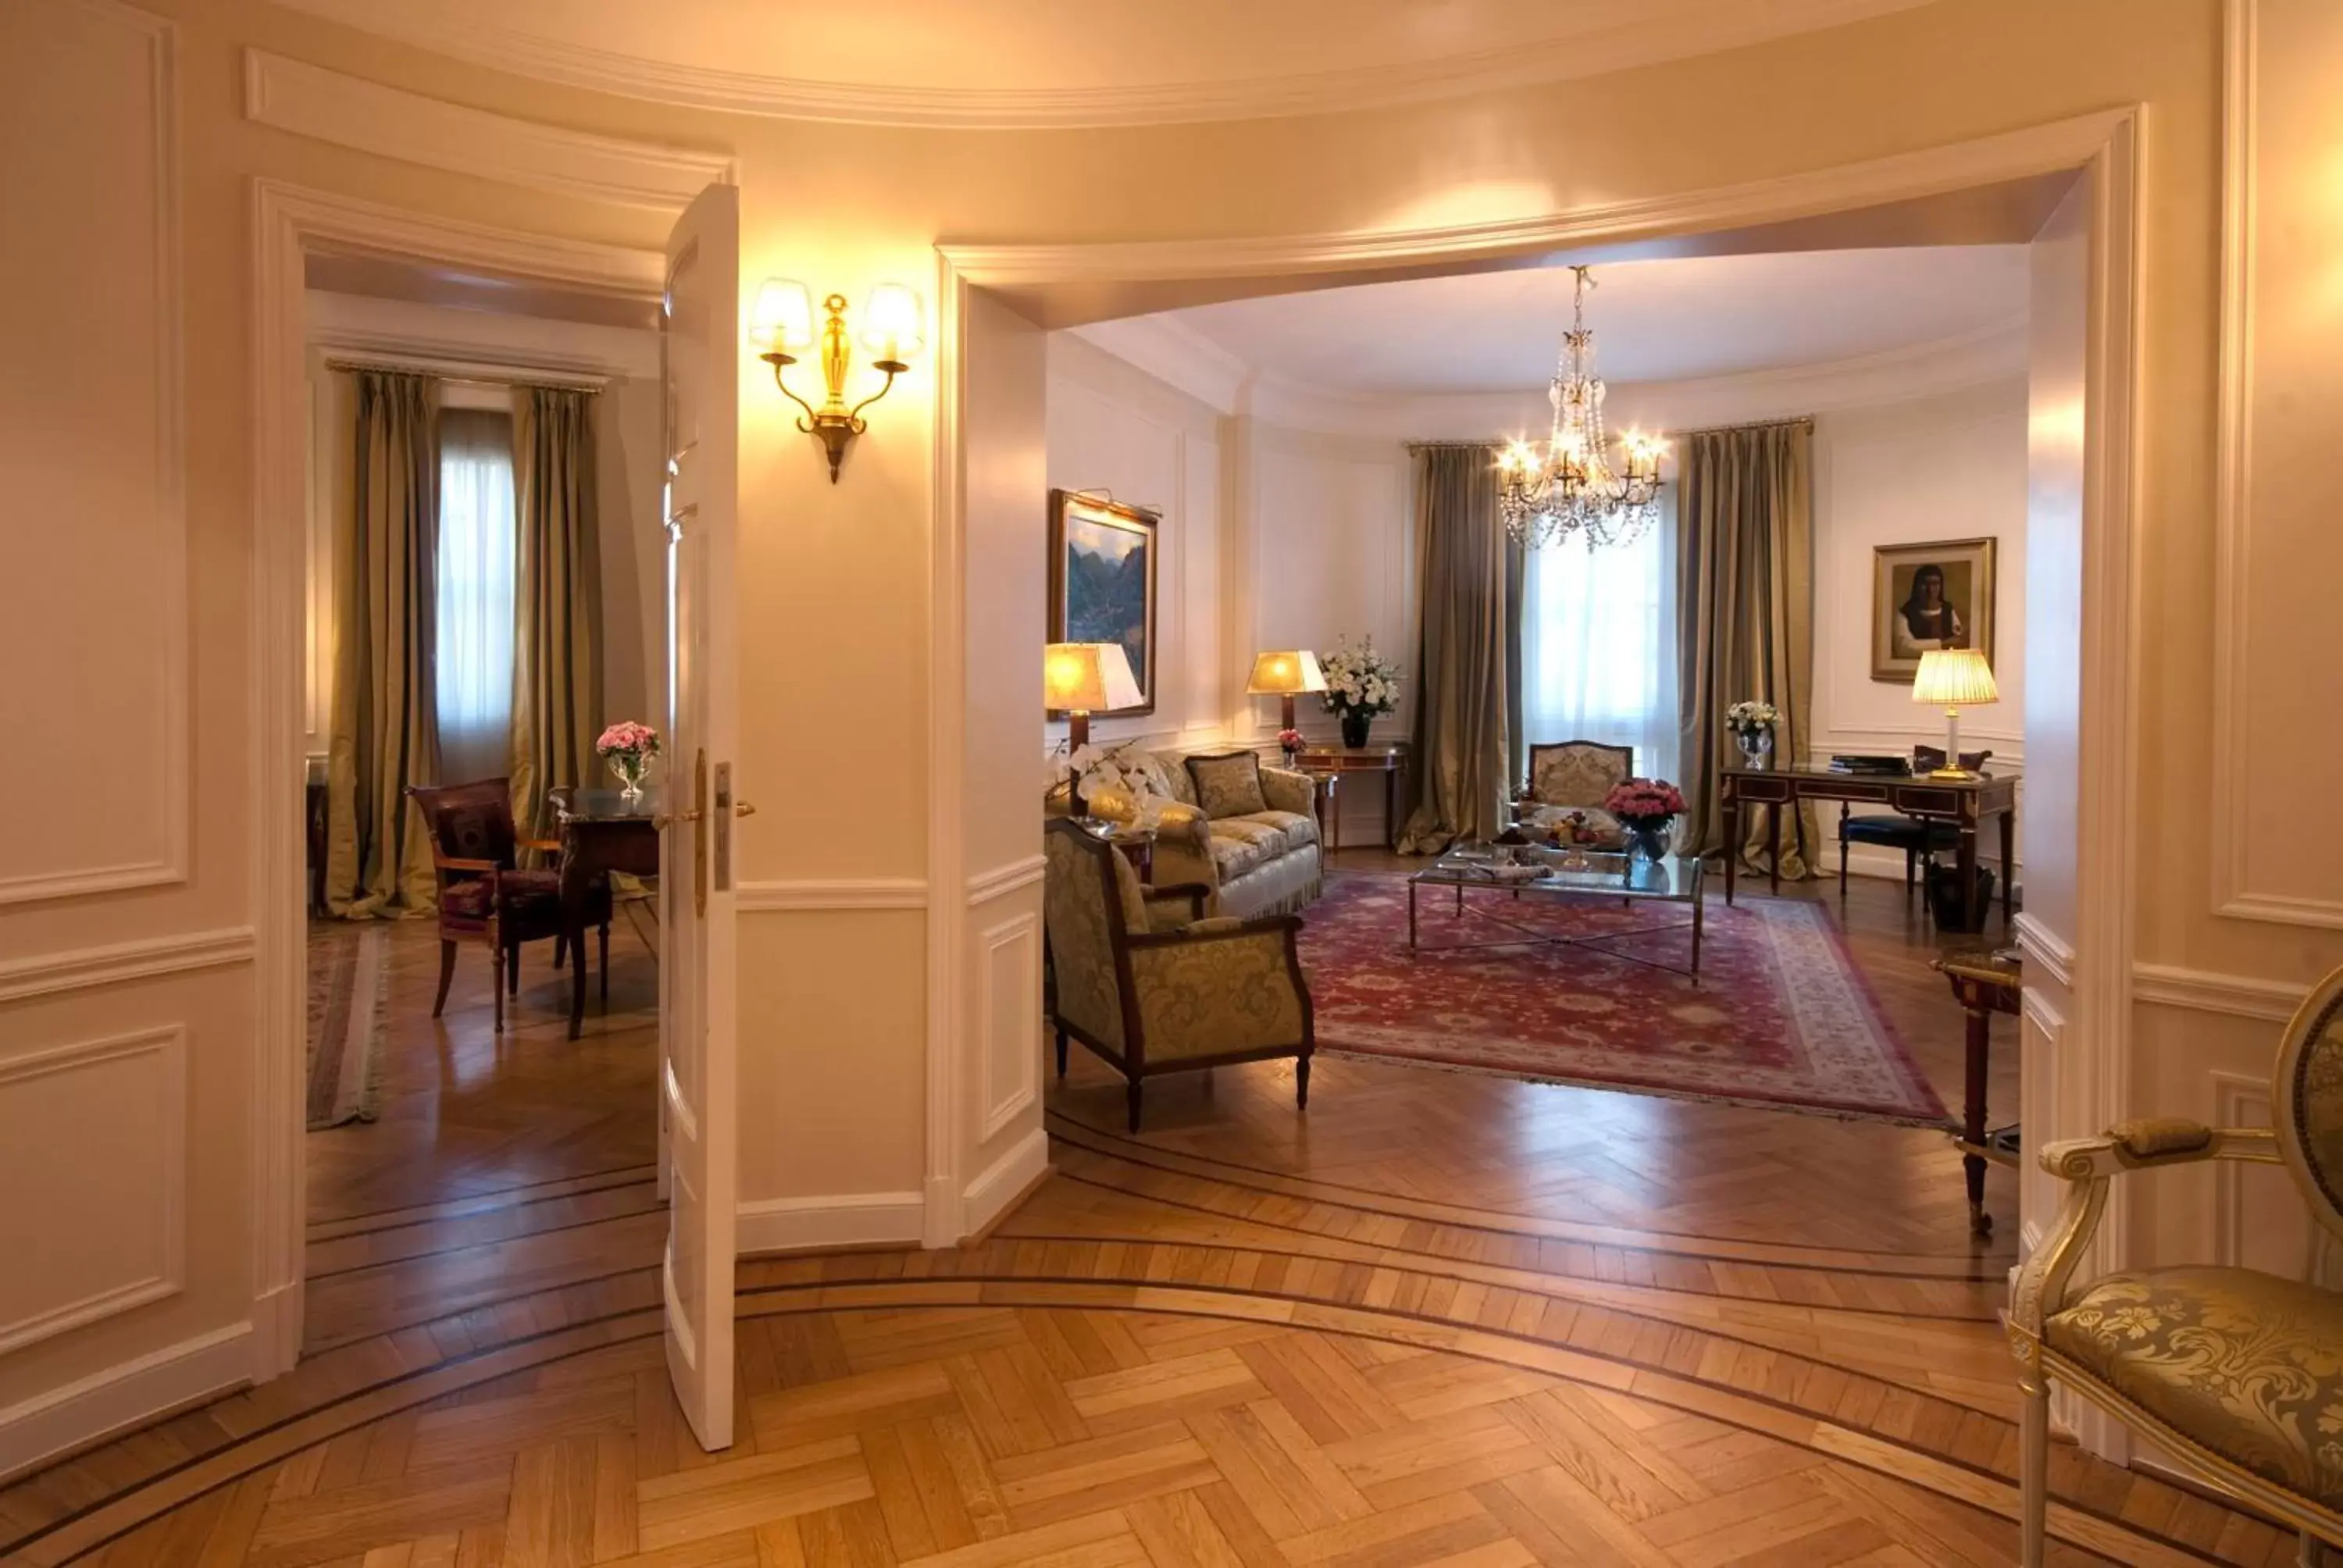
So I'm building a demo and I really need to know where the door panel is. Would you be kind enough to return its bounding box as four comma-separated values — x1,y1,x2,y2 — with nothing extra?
658,181,739,1452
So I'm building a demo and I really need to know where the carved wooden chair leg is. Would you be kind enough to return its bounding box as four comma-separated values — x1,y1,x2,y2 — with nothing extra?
490,936,506,1035
1126,1078,1143,1133
599,921,611,1004
1054,1028,1068,1078
2019,1370,2049,1568
1296,1054,1311,1110
553,934,565,969
433,939,457,1018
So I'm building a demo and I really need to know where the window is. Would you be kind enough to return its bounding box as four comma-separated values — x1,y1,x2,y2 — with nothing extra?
1518,497,1679,786
435,408,515,786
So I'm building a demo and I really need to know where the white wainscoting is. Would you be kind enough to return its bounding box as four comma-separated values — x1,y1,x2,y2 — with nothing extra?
0,1318,251,1482
0,926,255,1005
243,50,735,210
736,878,929,912
2131,962,2309,1022
964,1126,1051,1240
0,1028,187,1356
0,0,185,905
975,912,1042,1143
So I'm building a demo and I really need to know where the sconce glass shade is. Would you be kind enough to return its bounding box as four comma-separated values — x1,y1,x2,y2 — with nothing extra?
858,283,925,366
749,277,815,354
1912,647,1999,707
1244,650,1327,696
1044,642,1142,715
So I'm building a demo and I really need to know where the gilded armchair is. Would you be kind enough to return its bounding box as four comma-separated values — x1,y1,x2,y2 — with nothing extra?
2007,964,2343,1566
1515,740,1634,847
1042,818,1314,1131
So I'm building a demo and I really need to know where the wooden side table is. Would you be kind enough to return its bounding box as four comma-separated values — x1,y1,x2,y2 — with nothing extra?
1104,825,1155,882
1293,743,1408,851
1933,947,2022,1235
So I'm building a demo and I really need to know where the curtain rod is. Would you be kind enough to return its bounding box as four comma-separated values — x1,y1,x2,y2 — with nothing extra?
323,355,607,394
1404,440,1500,452
1677,414,1813,436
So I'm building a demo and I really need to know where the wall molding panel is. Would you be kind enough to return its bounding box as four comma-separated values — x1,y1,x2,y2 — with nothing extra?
964,1127,1051,1239
243,50,734,208
0,926,255,1006
2012,913,2075,989
2209,0,2343,928
0,1027,187,1357
0,0,185,907
965,856,1045,906
0,1318,251,1483
735,878,929,912
975,913,1042,1143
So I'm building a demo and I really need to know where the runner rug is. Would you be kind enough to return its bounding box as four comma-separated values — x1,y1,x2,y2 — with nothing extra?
1297,873,1948,1126
307,921,388,1129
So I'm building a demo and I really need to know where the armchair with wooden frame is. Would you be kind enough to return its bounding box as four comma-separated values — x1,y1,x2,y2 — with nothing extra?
407,778,611,1034
1514,740,1635,847
2007,963,2343,1566
1042,818,1314,1131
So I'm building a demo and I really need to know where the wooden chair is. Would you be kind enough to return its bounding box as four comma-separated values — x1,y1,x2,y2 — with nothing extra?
1042,818,1314,1131
1515,740,1635,846
406,778,610,1033
2008,962,2343,1566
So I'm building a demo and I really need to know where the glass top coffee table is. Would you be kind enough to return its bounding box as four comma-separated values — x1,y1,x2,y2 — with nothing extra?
1407,844,1707,981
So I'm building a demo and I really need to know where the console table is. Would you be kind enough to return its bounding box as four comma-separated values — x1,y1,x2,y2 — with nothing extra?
555,786,660,1040
1720,764,2015,931
1934,947,2022,1235
1293,743,1409,851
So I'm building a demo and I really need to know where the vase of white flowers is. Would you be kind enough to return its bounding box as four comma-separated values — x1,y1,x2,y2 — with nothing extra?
1320,637,1401,749
1726,699,1779,769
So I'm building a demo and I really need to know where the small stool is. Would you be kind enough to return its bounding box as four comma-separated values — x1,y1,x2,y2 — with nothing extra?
1838,808,1963,903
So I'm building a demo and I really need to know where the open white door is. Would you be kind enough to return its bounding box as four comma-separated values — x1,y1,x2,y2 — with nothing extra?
658,182,740,1452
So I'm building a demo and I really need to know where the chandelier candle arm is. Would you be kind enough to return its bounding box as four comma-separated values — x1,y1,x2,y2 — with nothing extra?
1496,265,1668,550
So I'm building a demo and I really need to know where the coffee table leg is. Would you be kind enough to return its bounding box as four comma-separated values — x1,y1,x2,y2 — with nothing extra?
1723,796,1739,906
1409,881,1418,951
1692,895,1704,982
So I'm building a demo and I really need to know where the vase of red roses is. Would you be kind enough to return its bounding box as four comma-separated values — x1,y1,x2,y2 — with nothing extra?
1603,778,1686,864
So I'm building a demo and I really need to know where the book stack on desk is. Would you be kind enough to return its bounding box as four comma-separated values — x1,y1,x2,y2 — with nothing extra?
1828,754,1912,776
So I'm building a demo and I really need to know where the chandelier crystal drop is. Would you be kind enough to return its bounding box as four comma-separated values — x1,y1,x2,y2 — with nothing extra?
1497,265,1667,550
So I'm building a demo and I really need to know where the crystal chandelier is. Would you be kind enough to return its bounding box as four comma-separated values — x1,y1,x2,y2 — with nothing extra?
1497,266,1667,549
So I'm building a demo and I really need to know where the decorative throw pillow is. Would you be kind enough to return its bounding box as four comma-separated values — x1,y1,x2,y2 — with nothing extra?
1185,751,1268,819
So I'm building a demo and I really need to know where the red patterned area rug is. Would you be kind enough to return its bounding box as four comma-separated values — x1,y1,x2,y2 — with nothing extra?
1297,873,1949,1127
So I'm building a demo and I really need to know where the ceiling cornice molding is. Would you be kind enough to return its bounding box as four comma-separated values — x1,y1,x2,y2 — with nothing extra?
268,0,1930,130
1066,315,1251,415
1096,315,2029,441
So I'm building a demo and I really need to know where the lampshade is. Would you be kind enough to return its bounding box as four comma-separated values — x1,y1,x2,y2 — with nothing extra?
1244,650,1327,697
1912,647,1999,707
1043,642,1143,715
749,278,815,354
858,283,925,365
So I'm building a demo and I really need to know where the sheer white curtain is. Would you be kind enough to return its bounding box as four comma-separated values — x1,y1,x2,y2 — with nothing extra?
1519,497,1679,786
434,408,516,786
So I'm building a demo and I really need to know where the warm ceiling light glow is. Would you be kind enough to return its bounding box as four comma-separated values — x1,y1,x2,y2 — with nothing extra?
749,277,815,353
858,283,925,367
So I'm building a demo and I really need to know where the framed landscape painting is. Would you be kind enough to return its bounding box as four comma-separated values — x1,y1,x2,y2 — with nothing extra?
1047,488,1158,716
1870,536,1996,682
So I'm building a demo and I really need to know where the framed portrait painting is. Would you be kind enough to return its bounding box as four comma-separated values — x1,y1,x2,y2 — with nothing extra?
1047,489,1158,717
1870,536,1996,683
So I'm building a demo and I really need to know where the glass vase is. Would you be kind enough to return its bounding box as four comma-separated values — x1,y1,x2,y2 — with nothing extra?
1735,728,1774,769
608,753,650,803
1339,711,1373,749
1624,818,1672,864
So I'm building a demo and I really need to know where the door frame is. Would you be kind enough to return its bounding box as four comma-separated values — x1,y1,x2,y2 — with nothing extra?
929,104,2142,1337
248,180,666,1377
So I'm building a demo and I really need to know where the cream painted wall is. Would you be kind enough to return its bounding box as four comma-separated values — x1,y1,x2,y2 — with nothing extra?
8,0,2342,1473
300,294,666,771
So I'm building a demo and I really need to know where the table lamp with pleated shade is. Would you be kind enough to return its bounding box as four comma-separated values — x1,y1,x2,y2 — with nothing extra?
1244,650,1327,733
1912,648,1999,778
1043,642,1143,755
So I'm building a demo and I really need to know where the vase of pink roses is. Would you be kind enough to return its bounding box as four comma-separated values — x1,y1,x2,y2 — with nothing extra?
597,720,660,802
1603,777,1686,864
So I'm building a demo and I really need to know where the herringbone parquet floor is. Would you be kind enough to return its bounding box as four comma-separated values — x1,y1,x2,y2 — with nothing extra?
0,868,2303,1566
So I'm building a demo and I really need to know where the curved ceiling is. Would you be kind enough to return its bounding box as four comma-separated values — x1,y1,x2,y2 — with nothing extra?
274,0,1932,127
1154,246,2030,396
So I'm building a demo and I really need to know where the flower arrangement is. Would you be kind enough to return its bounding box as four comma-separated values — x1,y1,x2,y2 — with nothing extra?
1276,727,1304,762
1725,699,1779,737
1320,637,1401,747
1604,777,1686,861
1047,739,1158,823
596,720,660,800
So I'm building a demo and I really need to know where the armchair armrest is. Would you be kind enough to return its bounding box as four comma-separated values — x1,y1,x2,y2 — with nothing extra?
1141,882,1214,930
433,855,501,874
1125,914,1311,1062
520,836,563,855
1149,805,1218,896
1259,765,1316,819
2008,1122,2281,1354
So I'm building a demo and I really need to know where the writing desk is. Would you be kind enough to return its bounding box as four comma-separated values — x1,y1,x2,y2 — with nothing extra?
1720,764,2016,931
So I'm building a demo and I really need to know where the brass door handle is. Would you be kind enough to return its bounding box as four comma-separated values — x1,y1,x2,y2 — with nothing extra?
733,801,757,818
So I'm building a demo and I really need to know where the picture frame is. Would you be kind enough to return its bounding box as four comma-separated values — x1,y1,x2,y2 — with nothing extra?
1870,536,1997,683
1047,488,1159,717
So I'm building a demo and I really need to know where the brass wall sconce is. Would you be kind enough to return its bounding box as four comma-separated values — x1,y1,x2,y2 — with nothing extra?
749,280,924,483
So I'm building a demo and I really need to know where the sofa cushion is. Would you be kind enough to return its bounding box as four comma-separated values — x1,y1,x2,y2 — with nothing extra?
1136,752,1194,809
1221,809,1315,855
1186,752,1268,818
1206,825,1278,881
2045,1265,2343,1508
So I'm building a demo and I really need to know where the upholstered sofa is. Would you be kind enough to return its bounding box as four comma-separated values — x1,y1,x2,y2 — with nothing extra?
1078,747,1325,920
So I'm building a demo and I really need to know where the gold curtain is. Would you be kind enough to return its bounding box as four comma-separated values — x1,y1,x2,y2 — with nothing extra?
325,369,441,918
1398,444,1513,853
509,385,604,842
1674,419,1819,876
